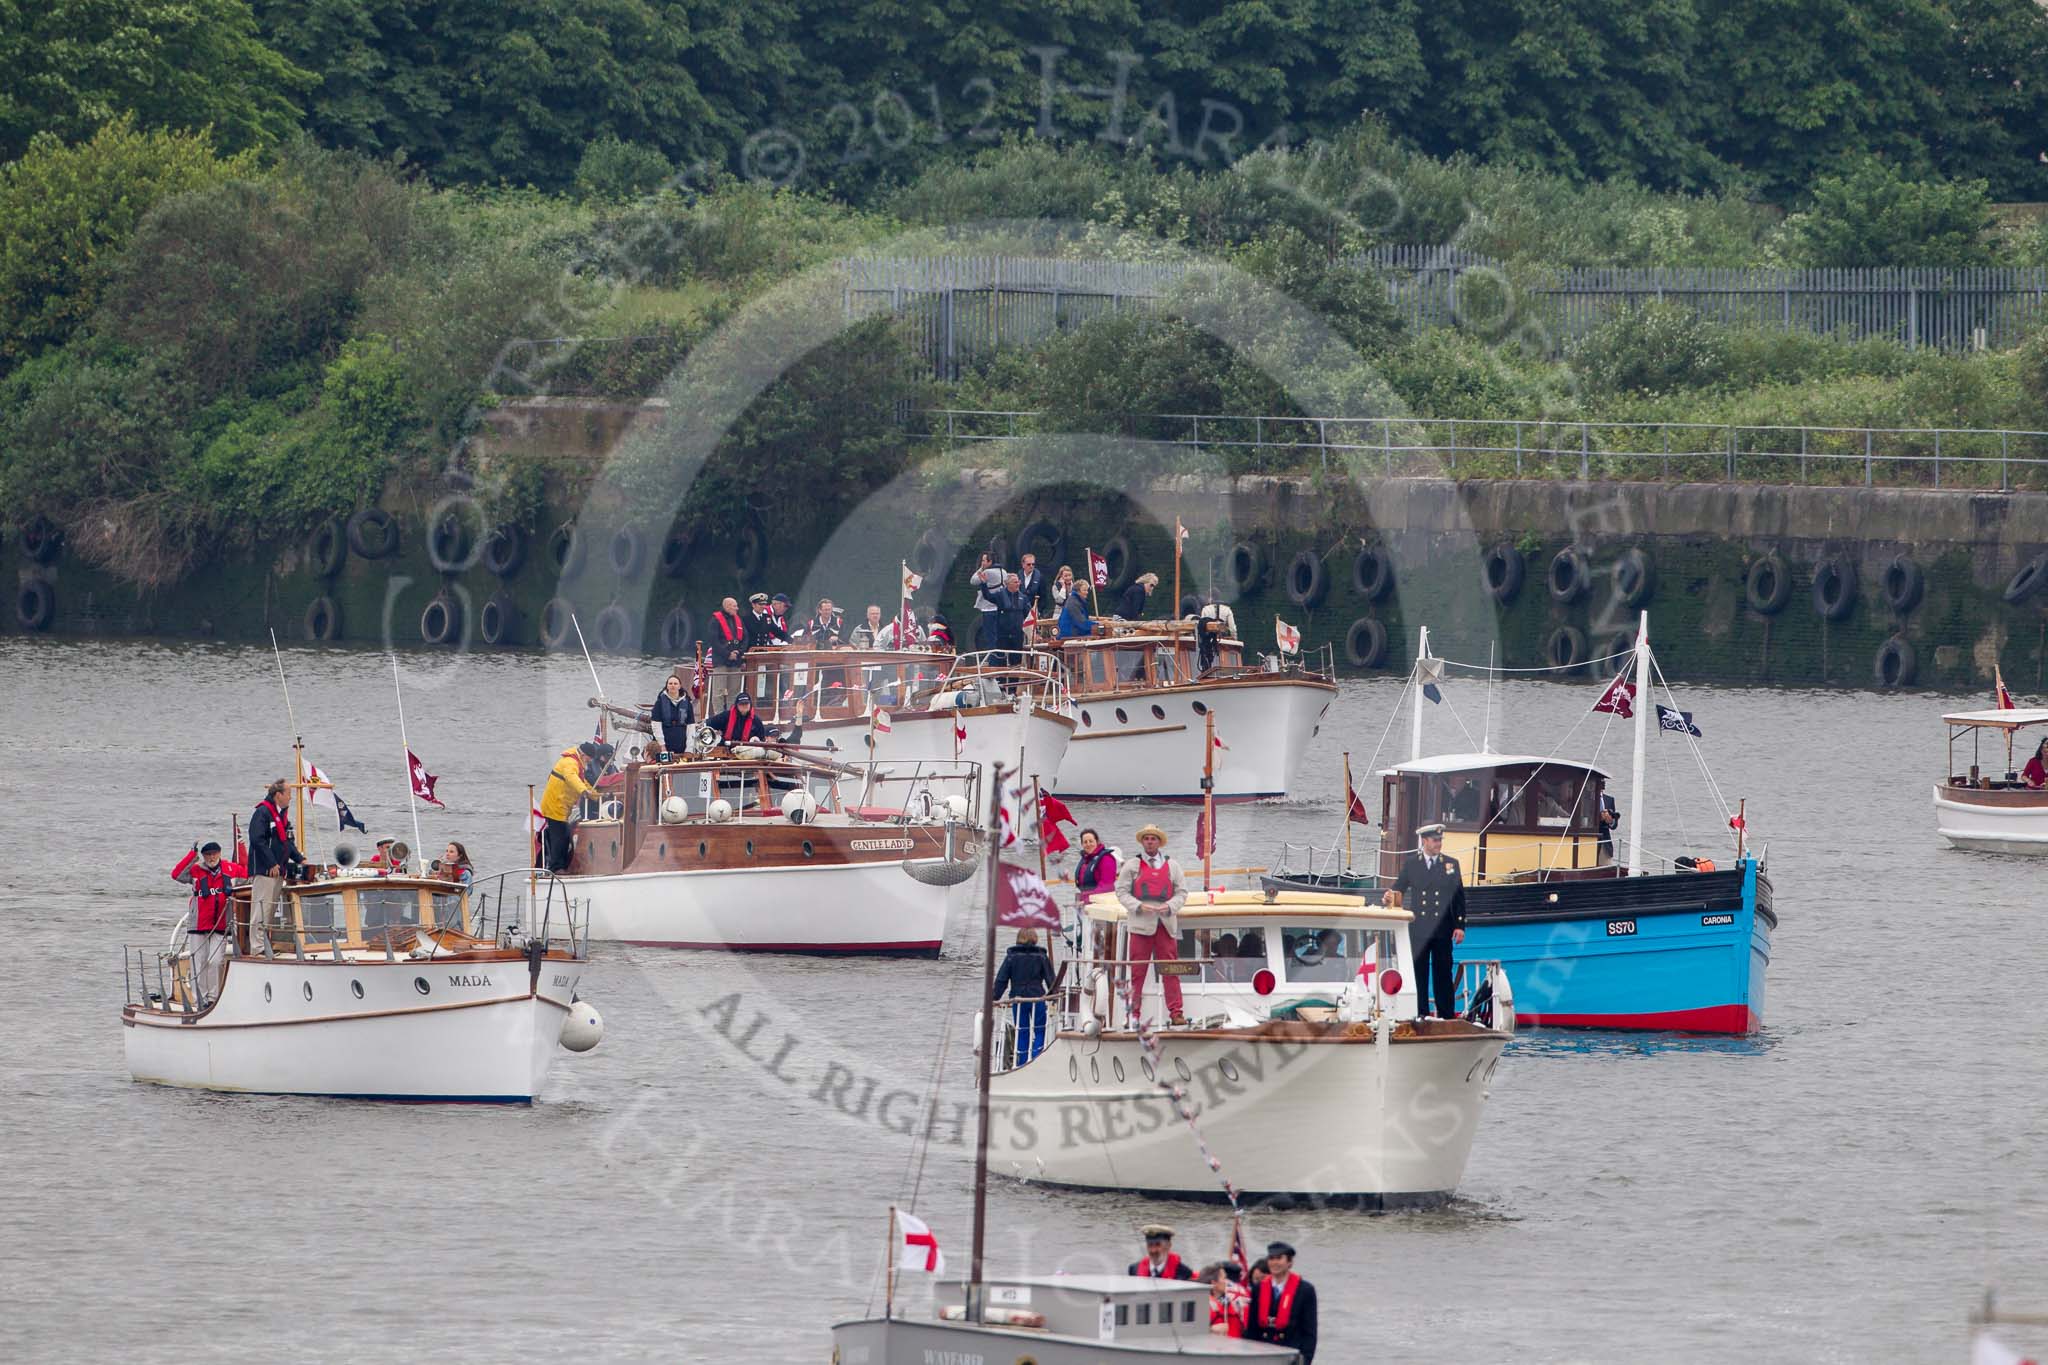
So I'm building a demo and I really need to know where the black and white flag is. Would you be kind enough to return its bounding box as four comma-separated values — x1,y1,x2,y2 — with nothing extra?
1656,704,1702,737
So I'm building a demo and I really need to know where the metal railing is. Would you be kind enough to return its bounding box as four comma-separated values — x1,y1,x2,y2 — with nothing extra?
922,408,2048,490
468,868,587,957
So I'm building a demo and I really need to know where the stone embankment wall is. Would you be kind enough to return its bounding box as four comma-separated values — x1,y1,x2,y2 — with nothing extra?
8,397,2047,693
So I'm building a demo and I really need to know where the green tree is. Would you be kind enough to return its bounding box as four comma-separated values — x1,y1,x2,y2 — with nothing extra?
1786,158,1995,267
0,0,307,160
0,119,249,371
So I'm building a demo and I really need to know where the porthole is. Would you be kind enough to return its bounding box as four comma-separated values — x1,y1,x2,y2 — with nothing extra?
302,981,314,1001
1089,1057,1101,1083
1080,710,1093,727
1174,1057,1193,1082
1068,1055,1079,1081
1140,1055,1157,1081
658,842,667,859
746,840,756,856
1150,704,1166,720
1218,1056,1240,1082
698,841,708,856
1192,700,1209,716
1112,1056,1126,1082
414,977,431,996
263,983,272,1003
608,839,619,857
802,840,814,858
350,980,365,1000
1115,707,1129,724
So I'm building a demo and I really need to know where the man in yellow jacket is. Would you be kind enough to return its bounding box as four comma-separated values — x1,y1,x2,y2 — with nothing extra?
540,741,609,872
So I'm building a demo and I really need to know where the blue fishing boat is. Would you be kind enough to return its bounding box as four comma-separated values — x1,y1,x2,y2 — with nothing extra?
1372,616,1773,1034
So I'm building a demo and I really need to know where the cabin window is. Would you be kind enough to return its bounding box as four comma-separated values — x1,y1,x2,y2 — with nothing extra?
359,887,422,933
1183,1300,1197,1323
1490,776,1528,828
638,778,658,826
1219,645,1243,670
429,892,464,931
1086,652,1111,687
1280,926,1382,984
297,893,343,934
1115,1305,1129,1326
1184,926,1265,982
1153,649,1178,684
1440,777,1486,823
1136,1304,1151,1326
1116,646,1147,682
1531,770,1591,829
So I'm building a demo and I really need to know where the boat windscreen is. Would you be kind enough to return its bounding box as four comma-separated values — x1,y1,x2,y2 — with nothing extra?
359,886,422,932
1280,926,1397,985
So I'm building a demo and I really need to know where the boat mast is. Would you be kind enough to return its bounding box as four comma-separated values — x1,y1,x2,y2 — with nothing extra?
968,760,1004,1325
1409,625,1430,762
1626,611,1650,878
1202,710,1216,889
1342,750,1353,871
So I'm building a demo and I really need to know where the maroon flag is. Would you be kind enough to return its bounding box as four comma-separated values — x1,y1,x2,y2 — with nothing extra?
1195,808,1216,858
996,862,1062,928
1087,549,1109,588
1997,665,2017,710
1593,672,1636,719
407,749,444,807
689,653,710,701
1039,790,1075,854
1346,785,1372,826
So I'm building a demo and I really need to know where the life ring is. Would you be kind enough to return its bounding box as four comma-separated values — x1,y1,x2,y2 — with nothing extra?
479,593,520,647
20,515,63,565
1880,555,1924,614
1223,540,1262,596
732,519,768,583
910,530,945,580
15,578,55,631
307,519,346,577
482,524,526,578
1101,534,1135,591
1812,555,1857,621
1015,519,1065,569
1612,547,1655,608
594,603,637,653
420,593,463,646
1285,550,1329,607
1745,554,1791,615
1546,625,1587,671
1345,616,1388,668
1548,546,1589,603
347,508,398,560
609,527,646,578
1873,634,1917,688
2003,552,2048,605
549,524,587,581
1482,543,1524,603
303,595,342,642
539,596,575,648
659,526,694,579
1353,545,1394,601
659,604,695,654
426,507,474,573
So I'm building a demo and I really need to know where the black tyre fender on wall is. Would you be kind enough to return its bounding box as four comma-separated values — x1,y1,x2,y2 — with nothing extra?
539,597,576,648
427,507,475,573
1548,546,1589,603
734,520,768,583
594,603,637,653
1873,635,1918,688
303,595,342,642
910,530,945,581
549,524,587,581
1345,616,1388,669
1223,540,1263,596
1482,543,1525,603
1546,625,1587,671
1612,547,1655,608
658,526,694,579
1880,555,1924,614
660,605,695,655
1101,535,1135,592
307,519,346,577
420,593,463,646
482,524,526,578
1600,630,1635,667
479,594,520,647
2003,552,2048,605
347,508,398,560
1286,550,1329,608
16,578,55,631
20,515,63,565
1352,545,1394,601
1015,520,1065,570
1745,554,1791,615
1812,555,1857,621
609,527,646,578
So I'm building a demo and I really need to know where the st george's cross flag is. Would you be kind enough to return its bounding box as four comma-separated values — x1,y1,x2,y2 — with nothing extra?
1275,617,1302,655
872,709,893,735
1656,704,1702,737
1996,664,2017,710
1593,671,1636,719
407,750,444,807
895,1210,945,1274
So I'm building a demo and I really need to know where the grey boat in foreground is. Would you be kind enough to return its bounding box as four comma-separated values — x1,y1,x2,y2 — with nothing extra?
833,1274,1296,1362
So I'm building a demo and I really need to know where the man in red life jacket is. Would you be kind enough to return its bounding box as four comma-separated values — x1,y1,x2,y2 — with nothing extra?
1128,1224,1196,1281
1115,824,1189,1026
1249,1241,1317,1362
247,778,306,956
702,693,780,749
172,840,246,1000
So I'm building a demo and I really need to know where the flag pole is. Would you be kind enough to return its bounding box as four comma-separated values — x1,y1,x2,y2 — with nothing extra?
884,1205,898,1319
570,614,609,745
270,630,310,846
1173,518,1184,628
1343,750,1354,872
969,761,1005,1325
391,656,426,863
1202,710,1216,890
528,783,538,898
1410,625,1429,763
1625,611,1650,878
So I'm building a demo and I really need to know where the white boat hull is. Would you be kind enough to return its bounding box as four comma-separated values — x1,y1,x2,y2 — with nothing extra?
123,957,579,1102
1055,679,1333,800
989,1028,1505,1205
1933,784,2048,854
807,703,1075,787
570,859,966,953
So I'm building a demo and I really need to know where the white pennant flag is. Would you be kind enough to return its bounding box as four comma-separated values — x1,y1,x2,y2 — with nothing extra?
896,1210,945,1274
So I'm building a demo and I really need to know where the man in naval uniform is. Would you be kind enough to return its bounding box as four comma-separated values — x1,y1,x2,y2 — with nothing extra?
1388,822,1466,1018
1127,1224,1197,1281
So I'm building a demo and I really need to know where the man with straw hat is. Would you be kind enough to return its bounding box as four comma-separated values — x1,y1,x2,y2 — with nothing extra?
1115,823,1190,1026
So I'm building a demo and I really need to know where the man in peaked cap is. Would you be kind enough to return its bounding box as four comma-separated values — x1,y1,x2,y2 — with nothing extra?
1250,1240,1317,1362
1127,1224,1196,1280
746,591,788,647
1388,822,1467,1019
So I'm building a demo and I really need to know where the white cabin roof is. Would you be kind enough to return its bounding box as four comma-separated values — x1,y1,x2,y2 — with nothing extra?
1380,751,1611,779
1944,708,2048,728
1084,888,1412,924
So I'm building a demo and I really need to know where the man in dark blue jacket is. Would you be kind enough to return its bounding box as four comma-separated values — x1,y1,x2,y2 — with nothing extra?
992,928,1057,1061
989,572,1031,662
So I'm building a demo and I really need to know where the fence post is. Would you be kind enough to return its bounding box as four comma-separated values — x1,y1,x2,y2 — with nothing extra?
1515,420,1523,476
2002,430,2011,493
1800,427,1808,484
1909,286,1919,350
1580,422,1589,480
1383,417,1393,477
1864,429,1873,487
1318,417,1329,474
1934,429,1942,488
1727,426,1735,480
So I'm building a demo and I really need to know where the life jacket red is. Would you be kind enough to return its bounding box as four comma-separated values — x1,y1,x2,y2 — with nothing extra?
1134,1253,1184,1279
1255,1274,1301,1334
174,849,242,932
259,800,291,863
1133,858,1175,904
722,708,759,742
713,611,745,643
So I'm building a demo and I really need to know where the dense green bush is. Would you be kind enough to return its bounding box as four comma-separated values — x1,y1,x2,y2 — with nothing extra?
1570,302,1729,396
1786,158,1996,268
576,137,677,201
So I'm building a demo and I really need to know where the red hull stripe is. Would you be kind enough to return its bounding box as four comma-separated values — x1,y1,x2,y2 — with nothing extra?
622,939,942,954
1520,1004,1759,1034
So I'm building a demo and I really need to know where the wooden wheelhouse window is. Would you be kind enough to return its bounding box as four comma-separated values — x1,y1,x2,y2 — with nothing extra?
1085,651,1111,687
1153,648,1179,684
359,886,422,932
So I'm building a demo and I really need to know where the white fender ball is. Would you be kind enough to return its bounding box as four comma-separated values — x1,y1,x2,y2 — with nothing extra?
660,795,690,823
560,1000,604,1052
